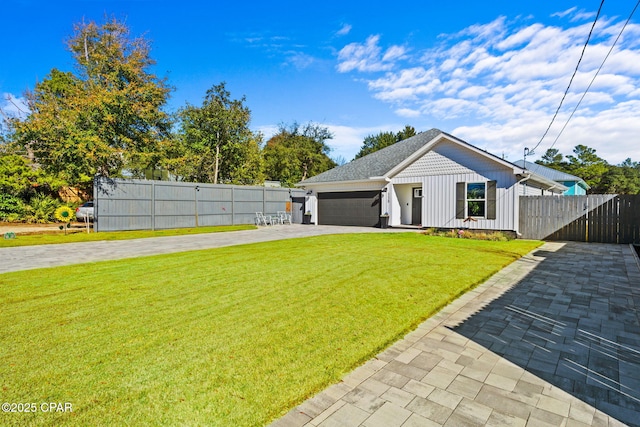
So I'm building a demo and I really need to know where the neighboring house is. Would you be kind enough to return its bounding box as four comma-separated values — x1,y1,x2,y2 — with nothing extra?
513,160,590,195
296,128,566,232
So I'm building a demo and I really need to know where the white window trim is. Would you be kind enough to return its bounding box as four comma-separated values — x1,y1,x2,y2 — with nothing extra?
466,182,487,218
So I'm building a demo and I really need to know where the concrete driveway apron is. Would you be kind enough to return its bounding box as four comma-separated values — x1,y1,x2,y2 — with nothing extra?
272,242,640,427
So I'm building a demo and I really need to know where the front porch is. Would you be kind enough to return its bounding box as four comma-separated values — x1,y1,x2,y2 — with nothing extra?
386,183,423,227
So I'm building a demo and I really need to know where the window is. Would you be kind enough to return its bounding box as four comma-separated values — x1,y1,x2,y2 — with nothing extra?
413,188,423,198
466,183,486,217
456,181,497,220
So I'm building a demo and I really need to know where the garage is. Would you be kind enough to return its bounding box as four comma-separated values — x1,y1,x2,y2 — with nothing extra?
317,191,381,226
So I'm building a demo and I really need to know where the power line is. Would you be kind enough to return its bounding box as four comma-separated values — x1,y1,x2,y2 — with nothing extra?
527,0,605,157
547,0,640,152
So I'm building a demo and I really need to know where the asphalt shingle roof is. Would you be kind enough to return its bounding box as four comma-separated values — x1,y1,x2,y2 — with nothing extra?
301,128,443,184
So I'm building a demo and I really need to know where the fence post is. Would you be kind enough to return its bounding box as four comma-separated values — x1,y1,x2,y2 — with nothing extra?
584,198,589,242
194,185,199,227
93,175,99,233
151,181,155,231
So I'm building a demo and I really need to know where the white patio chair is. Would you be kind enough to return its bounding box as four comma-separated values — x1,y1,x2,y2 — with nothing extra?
279,211,292,225
255,212,273,226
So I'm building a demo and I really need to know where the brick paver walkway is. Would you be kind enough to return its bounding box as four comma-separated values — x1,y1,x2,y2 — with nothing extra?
271,242,640,427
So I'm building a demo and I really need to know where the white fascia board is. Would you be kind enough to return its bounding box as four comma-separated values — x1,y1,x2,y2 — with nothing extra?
295,178,386,188
522,173,568,193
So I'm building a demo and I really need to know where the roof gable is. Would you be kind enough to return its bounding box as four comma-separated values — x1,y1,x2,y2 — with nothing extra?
394,139,514,178
299,128,443,184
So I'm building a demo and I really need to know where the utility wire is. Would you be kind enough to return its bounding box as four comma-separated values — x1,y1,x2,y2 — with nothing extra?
528,0,605,156
547,0,640,152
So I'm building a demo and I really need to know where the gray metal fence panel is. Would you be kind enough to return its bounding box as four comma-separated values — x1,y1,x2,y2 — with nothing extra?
94,177,305,232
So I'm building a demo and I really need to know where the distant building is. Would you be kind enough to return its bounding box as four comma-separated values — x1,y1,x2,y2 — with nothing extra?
513,161,590,195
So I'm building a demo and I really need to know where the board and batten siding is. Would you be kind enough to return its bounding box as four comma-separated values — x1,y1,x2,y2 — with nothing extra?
391,140,520,231
392,172,519,231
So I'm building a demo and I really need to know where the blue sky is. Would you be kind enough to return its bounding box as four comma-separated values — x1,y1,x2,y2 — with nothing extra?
2,0,639,164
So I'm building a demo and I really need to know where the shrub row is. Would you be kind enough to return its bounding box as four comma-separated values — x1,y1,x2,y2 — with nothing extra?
0,193,73,223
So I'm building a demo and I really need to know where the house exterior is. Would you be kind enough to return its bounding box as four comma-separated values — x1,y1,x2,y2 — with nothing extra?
513,160,590,195
296,129,566,233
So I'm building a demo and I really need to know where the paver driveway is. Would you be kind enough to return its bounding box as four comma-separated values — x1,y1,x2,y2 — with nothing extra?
272,242,640,427
0,224,406,274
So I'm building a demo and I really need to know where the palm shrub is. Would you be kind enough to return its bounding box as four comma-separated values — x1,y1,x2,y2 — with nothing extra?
25,193,60,223
0,194,26,222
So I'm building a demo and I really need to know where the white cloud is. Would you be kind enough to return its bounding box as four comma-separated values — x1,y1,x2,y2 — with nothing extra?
336,35,406,73
382,45,408,62
336,24,352,36
395,108,421,118
285,51,315,70
335,12,640,164
552,7,577,19
551,7,595,23
570,11,597,23
458,85,489,99
497,23,544,50
454,100,640,164
454,16,507,40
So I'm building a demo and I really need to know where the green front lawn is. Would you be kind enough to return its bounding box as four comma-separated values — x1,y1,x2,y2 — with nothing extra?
0,233,541,426
0,224,256,247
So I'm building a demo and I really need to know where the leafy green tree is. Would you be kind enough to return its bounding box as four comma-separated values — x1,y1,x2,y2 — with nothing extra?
536,147,640,194
263,122,336,186
537,148,566,168
173,82,263,184
355,131,396,159
354,125,416,159
565,145,609,192
396,125,417,141
536,145,640,194
8,18,172,193
600,159,640,194
0,153,65,198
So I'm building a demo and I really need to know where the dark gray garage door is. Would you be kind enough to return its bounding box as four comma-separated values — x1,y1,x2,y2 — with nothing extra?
317,191,381,226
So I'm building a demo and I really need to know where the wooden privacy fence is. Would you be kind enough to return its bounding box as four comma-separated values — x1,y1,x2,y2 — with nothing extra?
519,195,640,243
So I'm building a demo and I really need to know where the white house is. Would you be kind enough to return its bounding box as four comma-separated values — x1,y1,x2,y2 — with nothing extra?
296,129,566,233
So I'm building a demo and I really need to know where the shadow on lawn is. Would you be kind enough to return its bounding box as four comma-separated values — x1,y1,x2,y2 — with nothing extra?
452,242,640,427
